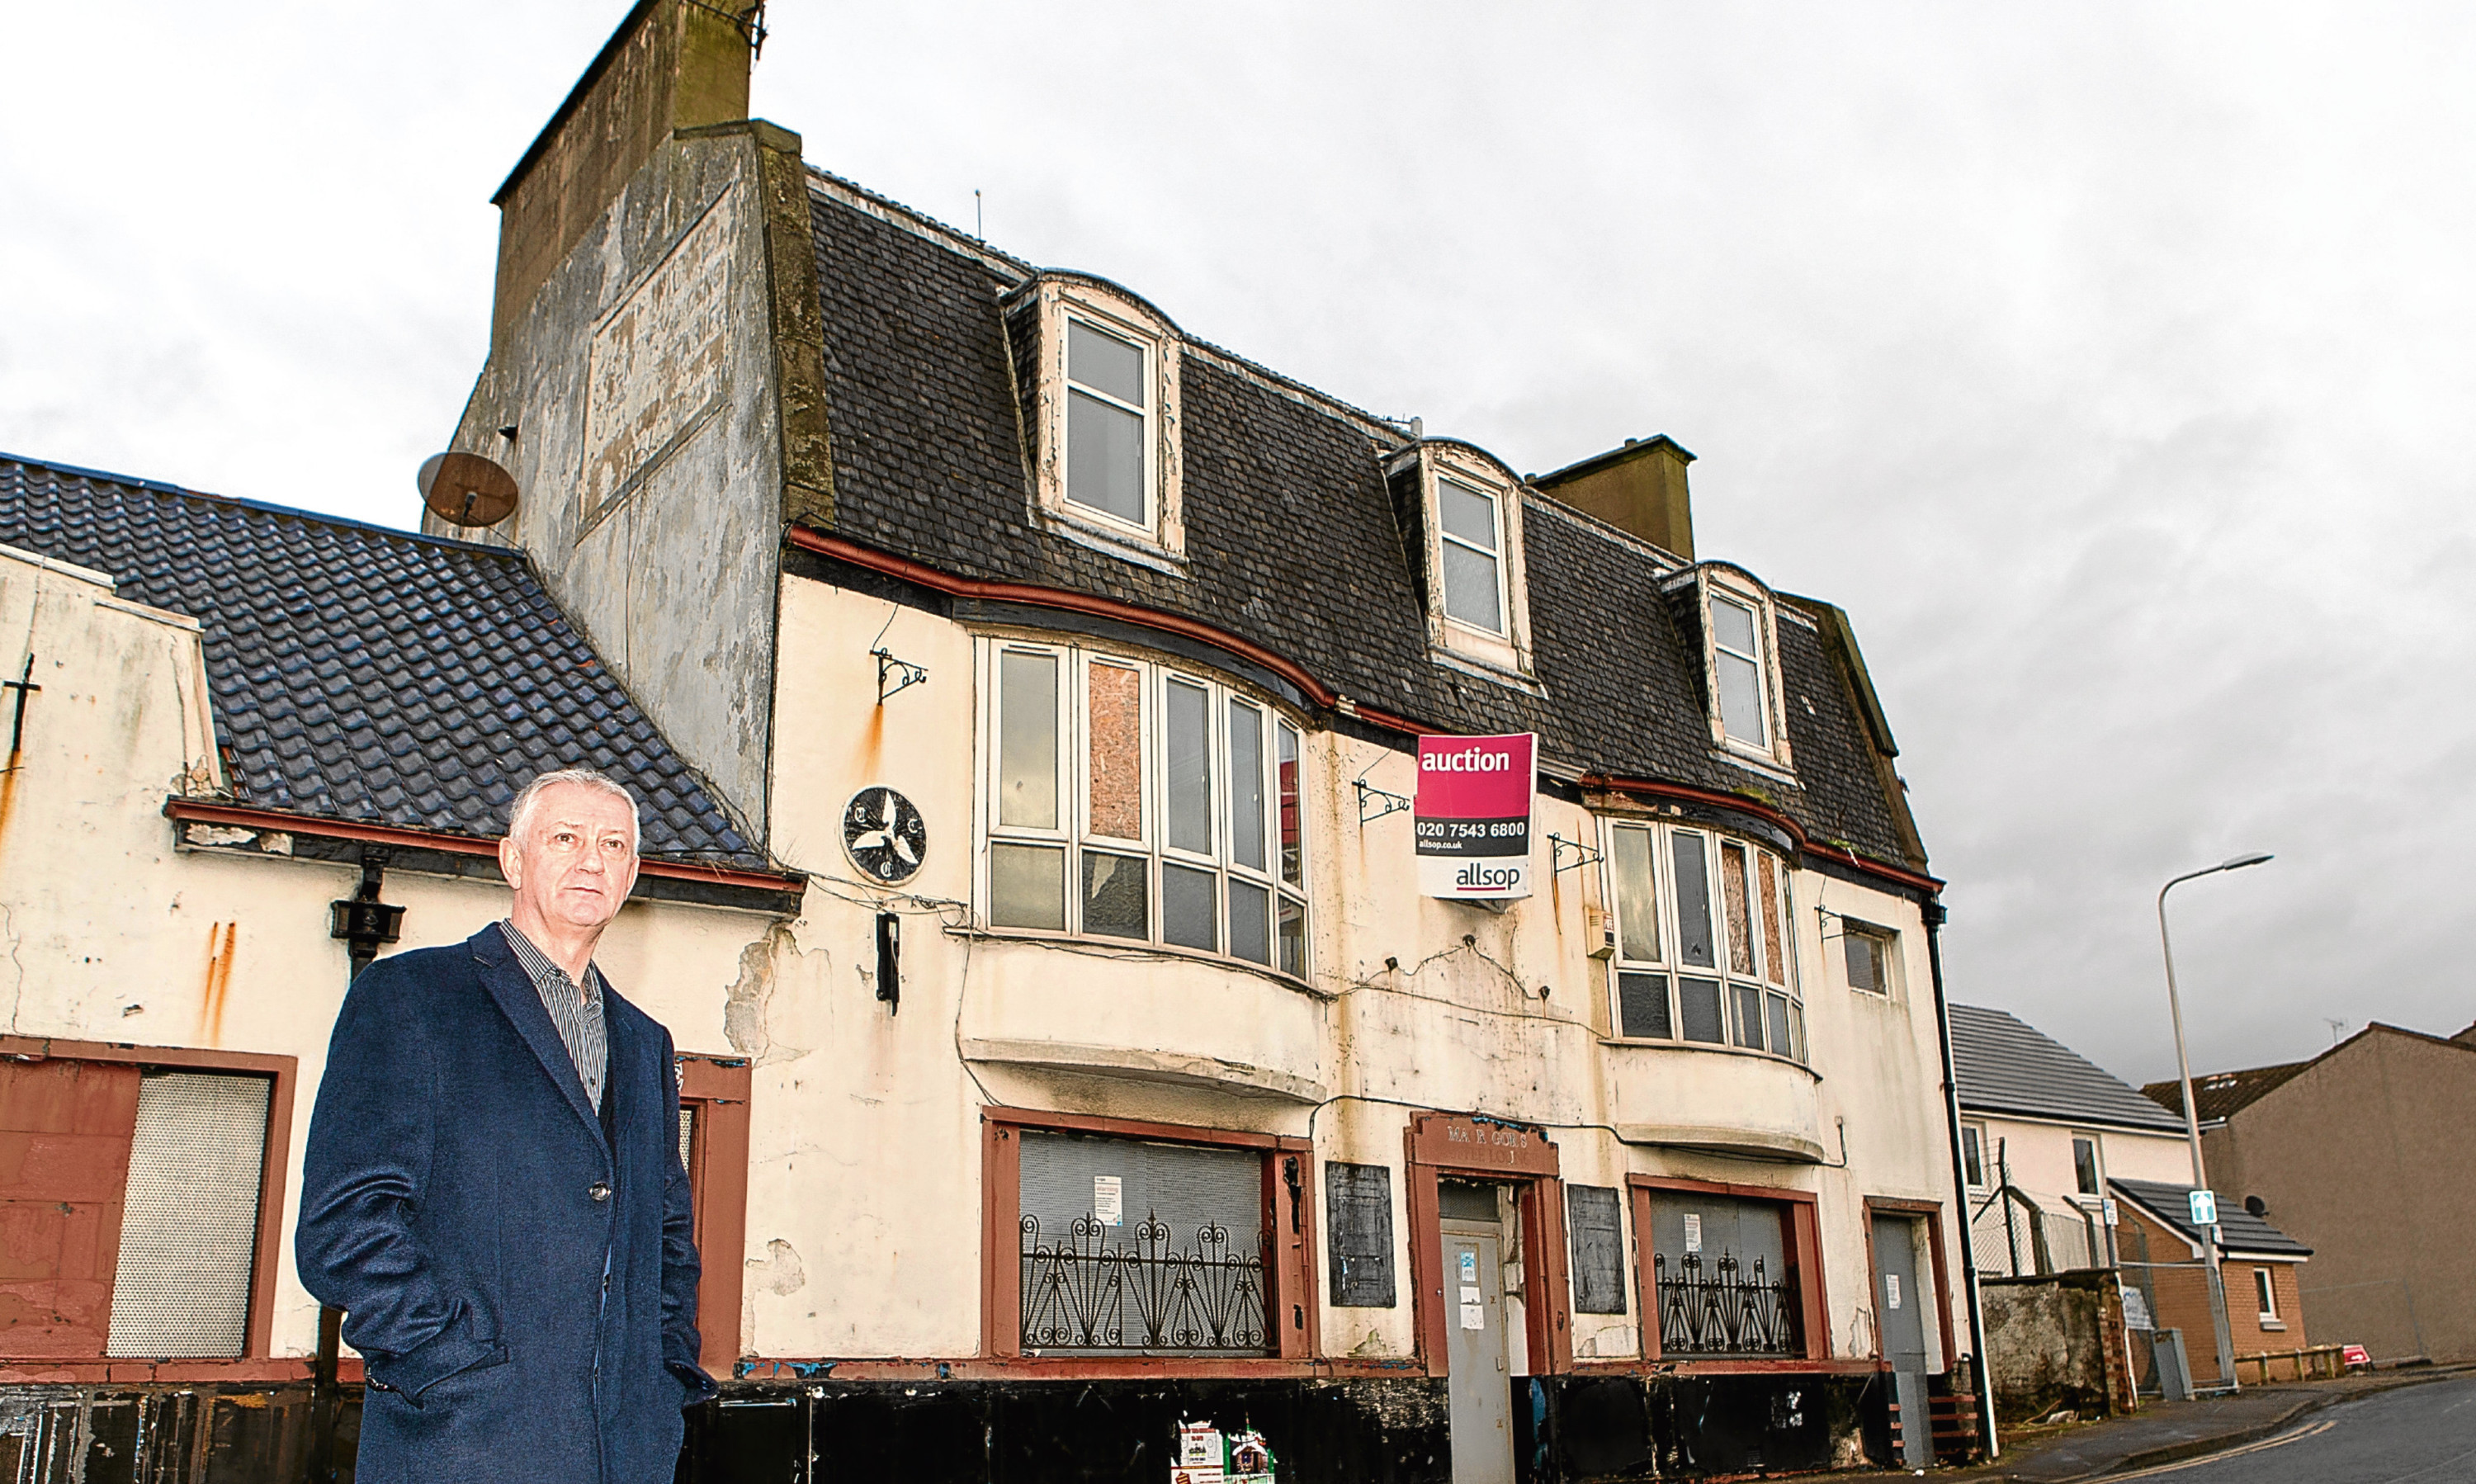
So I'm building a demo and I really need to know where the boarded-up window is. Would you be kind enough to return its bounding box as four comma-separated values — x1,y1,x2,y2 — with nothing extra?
1325,1163,1395,1308
1722,843,1755,976
0,1059,140,1356
1086,661,1144,840
1018,1132,1268,1354
1566,1184,1627,1314
107,1072,269,1357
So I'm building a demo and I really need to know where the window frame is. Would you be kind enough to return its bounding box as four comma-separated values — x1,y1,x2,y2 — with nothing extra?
677,1053,752,1374
0,1035,295,1369
1680,565,1794,770
1628,1174,1829,1368
2071,1134,2105,1200
1028,280,1185,561
980,1107,1317,1368
2253,1265,2280,1324
978,636,1311,979
1960,1122,1989,1190
1402,444,1535,678
1841,918,1898,997
1599,817,1806,1064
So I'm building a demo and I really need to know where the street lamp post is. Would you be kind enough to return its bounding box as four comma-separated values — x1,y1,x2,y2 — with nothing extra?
2158,851,2273,1395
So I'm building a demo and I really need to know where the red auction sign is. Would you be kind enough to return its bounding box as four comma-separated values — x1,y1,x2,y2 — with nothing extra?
1414,733,1536,900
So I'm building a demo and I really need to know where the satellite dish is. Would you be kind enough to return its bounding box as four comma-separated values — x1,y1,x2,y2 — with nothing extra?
417,451,520,527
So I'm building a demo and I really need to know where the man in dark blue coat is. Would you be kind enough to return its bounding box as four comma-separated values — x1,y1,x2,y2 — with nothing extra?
298,768,717,1484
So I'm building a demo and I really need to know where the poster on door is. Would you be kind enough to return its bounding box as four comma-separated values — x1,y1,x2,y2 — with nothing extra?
1414,733,1535,900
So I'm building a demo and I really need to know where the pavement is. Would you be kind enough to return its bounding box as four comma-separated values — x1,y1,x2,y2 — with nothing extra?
1836,1364,2476,1482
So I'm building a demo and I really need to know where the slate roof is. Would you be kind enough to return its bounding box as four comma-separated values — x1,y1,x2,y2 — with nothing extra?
2110,1177,2313,1259
0,456,760,867
800,171,1924,873
1951,1004,2188,1132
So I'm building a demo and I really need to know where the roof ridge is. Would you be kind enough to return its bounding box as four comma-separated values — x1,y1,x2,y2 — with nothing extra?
0,451,527,562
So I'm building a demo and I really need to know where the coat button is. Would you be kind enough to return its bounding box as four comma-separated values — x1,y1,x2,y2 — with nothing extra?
589,1181,612,1202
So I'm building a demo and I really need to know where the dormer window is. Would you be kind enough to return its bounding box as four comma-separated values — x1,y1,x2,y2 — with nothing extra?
1680,565,1793,770
1437,479,1506,634
1392,442,1534,679
1023,278,1184,565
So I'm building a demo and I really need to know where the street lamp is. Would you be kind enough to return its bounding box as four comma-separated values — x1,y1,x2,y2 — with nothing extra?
2159,851,2273,1393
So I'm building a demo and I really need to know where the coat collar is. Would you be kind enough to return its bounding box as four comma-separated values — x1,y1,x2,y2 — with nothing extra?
470,922,612,1143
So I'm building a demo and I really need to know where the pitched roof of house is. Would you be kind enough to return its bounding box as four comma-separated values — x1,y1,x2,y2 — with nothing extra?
795,170,1925,876
2142,1061,2311,1124
2110,1177,2313,1259
0,455,761,867
2143,1020,2476,1124
1949,1003,2188,1132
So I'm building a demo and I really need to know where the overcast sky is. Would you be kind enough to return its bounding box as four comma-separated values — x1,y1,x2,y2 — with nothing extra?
5,3,2469,1085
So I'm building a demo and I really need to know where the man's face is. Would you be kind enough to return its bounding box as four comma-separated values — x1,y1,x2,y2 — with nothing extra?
500,782,640,934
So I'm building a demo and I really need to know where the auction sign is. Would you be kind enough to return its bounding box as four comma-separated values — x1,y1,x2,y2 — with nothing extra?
1414,733,1536,900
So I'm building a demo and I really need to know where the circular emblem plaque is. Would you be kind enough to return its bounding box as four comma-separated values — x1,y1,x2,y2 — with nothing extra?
842,786,927,884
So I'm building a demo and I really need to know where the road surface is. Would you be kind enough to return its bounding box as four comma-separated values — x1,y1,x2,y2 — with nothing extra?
2118,1375,2476,1483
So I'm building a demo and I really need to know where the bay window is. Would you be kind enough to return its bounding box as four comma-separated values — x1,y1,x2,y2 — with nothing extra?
983,640,1308,976
1604,820,1803,1062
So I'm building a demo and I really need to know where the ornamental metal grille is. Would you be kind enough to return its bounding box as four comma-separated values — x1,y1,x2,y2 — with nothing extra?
1654,1250,1798,1356
1019,1212,1269,1354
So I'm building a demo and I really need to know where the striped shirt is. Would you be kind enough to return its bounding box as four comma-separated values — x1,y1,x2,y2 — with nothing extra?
499,919,609,1111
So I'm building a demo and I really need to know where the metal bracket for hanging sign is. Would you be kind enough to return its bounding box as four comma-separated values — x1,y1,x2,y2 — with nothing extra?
1354,779,1412,826
872,648,928,705
1548,833,1604,876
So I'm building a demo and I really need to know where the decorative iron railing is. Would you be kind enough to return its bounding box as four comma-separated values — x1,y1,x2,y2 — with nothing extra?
1654,1250,1798,1356
1020,1213,1269,1354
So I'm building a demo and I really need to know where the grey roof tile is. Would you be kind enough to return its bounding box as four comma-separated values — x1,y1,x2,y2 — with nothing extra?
2110,1177,2313,1259
0,455,760,867
1952,1003,2189,1132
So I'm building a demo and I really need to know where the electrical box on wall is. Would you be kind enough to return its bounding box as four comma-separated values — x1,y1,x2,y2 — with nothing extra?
1585,905,1617,959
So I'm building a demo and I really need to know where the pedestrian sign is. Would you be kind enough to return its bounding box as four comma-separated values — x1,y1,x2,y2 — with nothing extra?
2188,1189,2217,1226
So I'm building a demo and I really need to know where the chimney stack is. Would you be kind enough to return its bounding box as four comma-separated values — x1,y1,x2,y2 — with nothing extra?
1533,435,1696,560
487,0,763,352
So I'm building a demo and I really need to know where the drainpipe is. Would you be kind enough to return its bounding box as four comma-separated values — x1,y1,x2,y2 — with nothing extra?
310,848,406,1482
1923,900,2000,1460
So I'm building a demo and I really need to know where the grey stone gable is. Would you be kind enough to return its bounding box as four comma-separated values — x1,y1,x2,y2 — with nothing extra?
1951,1003,2190,1133
801,179,1924,872
2110,1177,2313,1259
0,455,760,867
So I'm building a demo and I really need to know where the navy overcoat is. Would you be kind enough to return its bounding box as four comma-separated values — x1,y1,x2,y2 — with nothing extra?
297,924,717,1484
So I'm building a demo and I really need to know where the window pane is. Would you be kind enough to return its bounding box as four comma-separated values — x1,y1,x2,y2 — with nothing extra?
1228,701,1266,871
1067,319,1146,407
2073,1138,2100,1196
1710,595,1756,655
1277,894,1307,977
1722,844,1755,976
1845,932,1884,994
1278,724,1303,886
1229,880,1271,965
1066,390,1146,523
1671,834,1716,968
1758,854,1785,985
1618,972,1672,1039
1733,983,1765,1049
1438,480,1498,552
1766,993,1792,1059
998,651,1059,829
1716,650,1767,744
1611,827,1661,964
1788,1000,1806,1063
1166,679,1212,854
1163,863,1217,951
990,844,1066,929
1961,1127,1986,1188
1439,542,1503,632
1081,851,1149,940
1087,661,1144,840
1679,976,1725,1043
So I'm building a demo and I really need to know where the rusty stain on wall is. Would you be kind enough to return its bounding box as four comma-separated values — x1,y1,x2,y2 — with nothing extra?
194,923,236,1047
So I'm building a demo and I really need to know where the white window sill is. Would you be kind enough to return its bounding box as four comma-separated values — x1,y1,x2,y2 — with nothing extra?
962,924,1330,1000
2259,1319,2287,1331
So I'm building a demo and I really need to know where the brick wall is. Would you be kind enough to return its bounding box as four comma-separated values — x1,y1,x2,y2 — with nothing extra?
2116,1210,2308,1382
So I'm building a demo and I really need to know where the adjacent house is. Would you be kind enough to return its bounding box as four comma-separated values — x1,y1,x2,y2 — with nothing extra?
1949,1004,2191,1278
2145,1021,2476,1366
0,2,1987,1477
2108,1179,2312,1385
